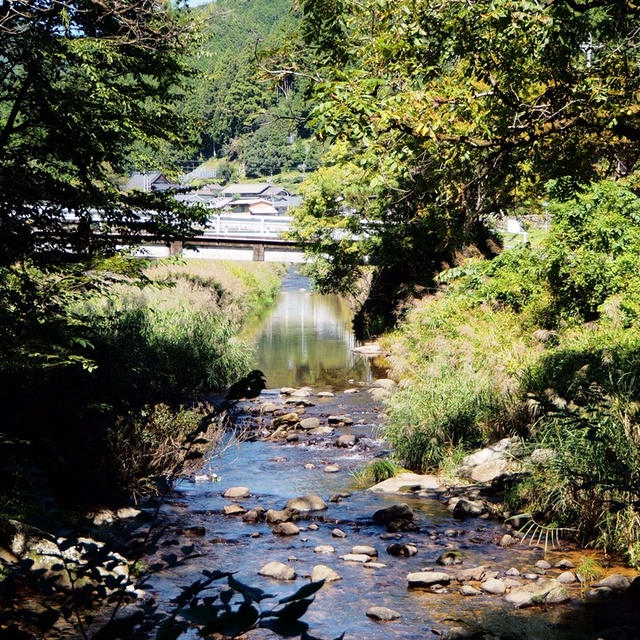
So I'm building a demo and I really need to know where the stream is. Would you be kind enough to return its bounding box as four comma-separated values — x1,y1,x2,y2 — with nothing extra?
150,269,631,640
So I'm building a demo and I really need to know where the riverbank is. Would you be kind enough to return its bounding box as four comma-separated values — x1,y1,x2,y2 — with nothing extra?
377,181,640,569
0,258,286,519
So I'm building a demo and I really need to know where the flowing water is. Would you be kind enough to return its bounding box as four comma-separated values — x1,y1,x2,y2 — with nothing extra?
151,269,629,640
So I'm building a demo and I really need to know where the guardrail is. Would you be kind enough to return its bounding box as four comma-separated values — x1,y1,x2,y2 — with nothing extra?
204,214,293,238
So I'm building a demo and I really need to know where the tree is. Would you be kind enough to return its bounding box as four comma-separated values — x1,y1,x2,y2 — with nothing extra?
289,0,640,335
0,0,206,265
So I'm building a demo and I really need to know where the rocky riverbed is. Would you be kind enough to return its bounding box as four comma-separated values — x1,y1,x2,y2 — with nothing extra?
144,384,640,640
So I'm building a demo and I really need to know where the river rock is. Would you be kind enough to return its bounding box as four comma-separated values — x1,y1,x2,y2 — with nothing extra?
351,545,378,557
284,398,315,407
369,472,443,494
258,561,296,581
535,559,551,570
372,503,414,525
460,585,482,596
285,494,327,512
335,434,358,448
323,464,340,473
407,571,451,588
317,391,335,397
504,579,567,608
116,507,141,520
223,486,250,499
315,545,335,554
451,498,487,519
369,388,392,401
481,578,506,595
90,509,115,526
308,523,319,531
455,566,487,582
352,342,382,356
273,412,300,427
387,543,418,557
266,508,296,524
286,433,299,442
272,522,300,537
223,504,245,516
556,571,576,584
437,550,464,566
505,567,521,577
310,426,335,436
364,561,387,569
500,534,515,547
554,558,575,569
331,528,347,538
311,564,341,582
343,388,358,394
280,387,296,395
594,574,632,591
328,415,354,425
340,553,370,563
291,387,313,397
300,417,321,430
260,401,281,413
366,606,401,621
242,507,265,523
373,378,396,389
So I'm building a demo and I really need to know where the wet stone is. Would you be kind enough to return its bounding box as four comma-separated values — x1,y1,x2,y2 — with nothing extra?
223,504,245,516
351,545,378,557
300,417,321,430
594,574,632,591
387,543,418,557
460,585,482,596
332,528,347,538
258,561,296,581
366,606,401,621
311,564,341,582
323,464,340,473
315,545,335,554
272,522,300,536
285,494,327,512
335,434,357,448
407,571,451,588
223,486,250,499
340,553,370,563
308,523,319,531
364,562,387,569
437,550,464,566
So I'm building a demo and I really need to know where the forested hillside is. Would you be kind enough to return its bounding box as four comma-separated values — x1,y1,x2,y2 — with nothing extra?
186,0,323,179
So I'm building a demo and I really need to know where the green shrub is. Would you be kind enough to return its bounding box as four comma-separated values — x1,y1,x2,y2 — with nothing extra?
350,458,404,488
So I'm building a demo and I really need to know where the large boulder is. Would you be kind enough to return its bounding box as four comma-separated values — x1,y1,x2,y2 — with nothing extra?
285,494,327,512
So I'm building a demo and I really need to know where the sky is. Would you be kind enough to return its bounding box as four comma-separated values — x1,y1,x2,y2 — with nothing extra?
186,0,215,6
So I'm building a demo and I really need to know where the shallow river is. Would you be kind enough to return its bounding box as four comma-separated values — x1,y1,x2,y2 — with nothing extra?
152,269,626,640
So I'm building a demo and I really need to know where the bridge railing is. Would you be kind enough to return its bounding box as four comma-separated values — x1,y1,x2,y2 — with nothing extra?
203,214,293,239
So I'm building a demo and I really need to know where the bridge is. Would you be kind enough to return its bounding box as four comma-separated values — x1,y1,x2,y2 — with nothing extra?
123,214,306,263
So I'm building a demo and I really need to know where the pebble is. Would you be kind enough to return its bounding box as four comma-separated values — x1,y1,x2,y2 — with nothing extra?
314,545,335,554
332,528,347,538
407,571,451,588
223,504,245,516
535,559,551,570
554,558,575,569
364,562,387,569
460,585,482,596
308,523,319,531
500,534,515,547
304,463,315,469
505,567,521,576
323,464,340,473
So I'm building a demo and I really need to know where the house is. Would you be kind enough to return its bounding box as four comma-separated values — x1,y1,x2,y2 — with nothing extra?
124,171,178,193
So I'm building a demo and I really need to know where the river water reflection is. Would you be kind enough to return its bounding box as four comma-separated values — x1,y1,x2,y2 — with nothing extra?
248,269,371,390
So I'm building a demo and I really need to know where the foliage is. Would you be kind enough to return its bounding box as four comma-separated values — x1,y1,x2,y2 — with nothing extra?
382,180,640,561
286,0,640,333
0,259,283,507
349,458,403,489
0,0,207,264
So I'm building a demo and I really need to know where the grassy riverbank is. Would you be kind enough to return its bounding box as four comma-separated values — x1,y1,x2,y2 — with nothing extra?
381,180,640,566
0,259,285,521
